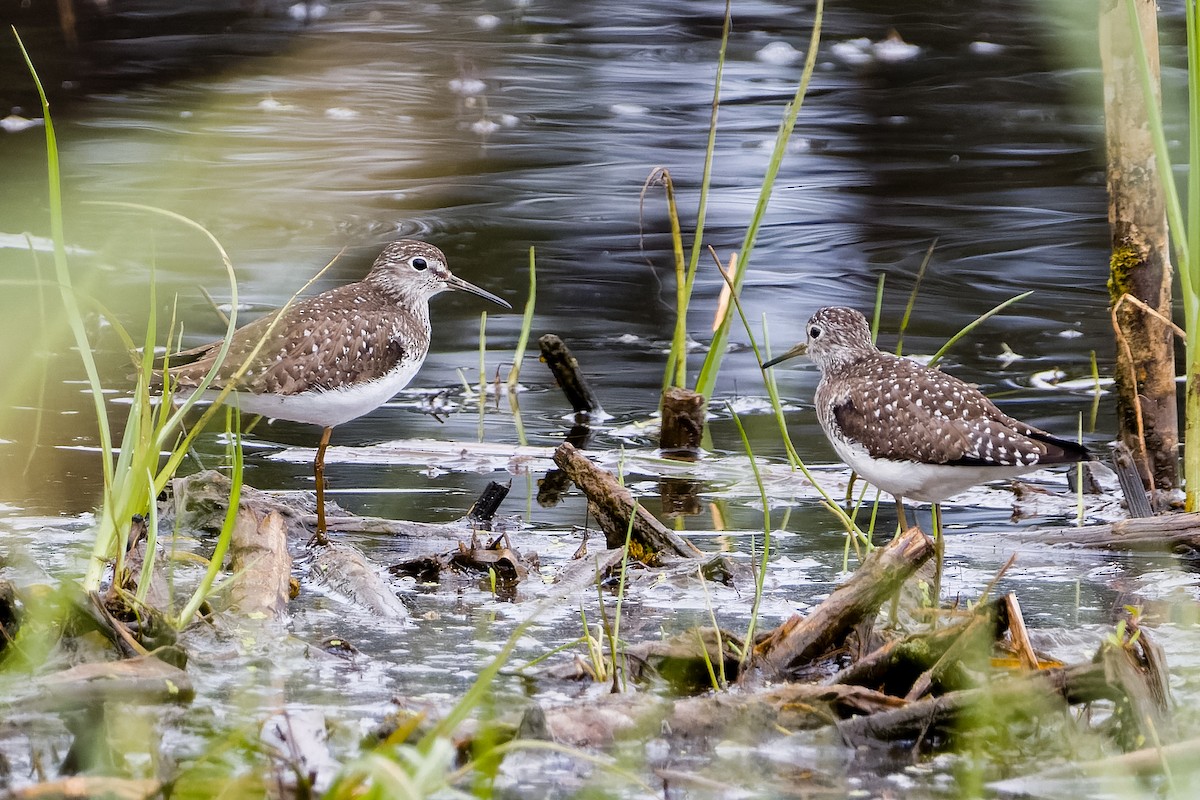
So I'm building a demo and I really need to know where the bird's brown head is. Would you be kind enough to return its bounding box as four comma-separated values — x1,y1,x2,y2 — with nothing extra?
366,240,510,309
762,306,875,372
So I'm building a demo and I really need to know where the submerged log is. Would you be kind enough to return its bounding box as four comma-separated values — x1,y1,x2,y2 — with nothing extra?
538,334,604,416
1018,512,1200,554
171,470,495,541
836,659,1119,747
753,526,934,679
624,627,744,692
14,655,195,712
552,442,701,561
309,544,410,621
221,507,292,619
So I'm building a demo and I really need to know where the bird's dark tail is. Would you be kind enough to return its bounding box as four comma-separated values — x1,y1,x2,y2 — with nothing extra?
1029,431,1092,464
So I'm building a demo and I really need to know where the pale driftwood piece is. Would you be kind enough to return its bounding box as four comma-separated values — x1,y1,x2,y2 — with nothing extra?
14,777,162,800
221,507,292,619
523,681,906,750
753,526,934,679
309,544,410,621
552,442,701,560
1016,513,1200,553
1002,592,1039,671
171,470,486,541
659,386,706,455
321,516,490,538
837,660,1118,746
1012,736,1200,782
551,547,628,594
13,656,195,712
538,334,604,415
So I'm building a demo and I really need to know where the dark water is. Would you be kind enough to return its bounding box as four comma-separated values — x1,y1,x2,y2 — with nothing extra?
1,0,1114,516
1,0,1193,795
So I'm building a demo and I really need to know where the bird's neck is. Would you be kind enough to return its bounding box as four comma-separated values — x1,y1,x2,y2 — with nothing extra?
819,348,878,374
365,276,433,325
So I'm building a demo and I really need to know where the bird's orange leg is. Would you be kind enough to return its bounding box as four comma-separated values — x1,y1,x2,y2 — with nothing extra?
311,426,334,547
894,496,910,533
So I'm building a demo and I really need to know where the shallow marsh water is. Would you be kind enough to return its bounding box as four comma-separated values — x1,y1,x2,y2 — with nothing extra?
1,0,1199,796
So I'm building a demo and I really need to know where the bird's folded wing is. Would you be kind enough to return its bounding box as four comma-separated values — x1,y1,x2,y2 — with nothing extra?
167,302,411,396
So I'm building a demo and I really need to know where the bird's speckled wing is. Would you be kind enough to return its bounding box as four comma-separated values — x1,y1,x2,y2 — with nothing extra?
819,353,1074,467
168,283,426,396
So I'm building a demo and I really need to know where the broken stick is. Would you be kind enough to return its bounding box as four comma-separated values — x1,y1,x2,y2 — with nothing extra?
552,442,701,561
539,334,604,415
753,526,934,679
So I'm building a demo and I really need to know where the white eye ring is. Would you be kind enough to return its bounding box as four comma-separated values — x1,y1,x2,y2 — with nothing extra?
809,325,823,339
410,257,429,271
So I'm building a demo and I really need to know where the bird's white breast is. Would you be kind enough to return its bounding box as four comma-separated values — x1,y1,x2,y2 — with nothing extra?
829,436,1042,503
209,356,424,429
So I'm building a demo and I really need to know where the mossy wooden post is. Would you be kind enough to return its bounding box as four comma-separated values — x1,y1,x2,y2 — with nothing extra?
1100,0,1178,493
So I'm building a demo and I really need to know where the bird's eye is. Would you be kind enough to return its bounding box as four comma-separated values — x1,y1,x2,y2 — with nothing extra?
809,325,822,339
410,257,428,271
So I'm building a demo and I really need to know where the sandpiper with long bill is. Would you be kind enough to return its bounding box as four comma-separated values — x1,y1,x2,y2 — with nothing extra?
167,239,510,540
762,306,1092,536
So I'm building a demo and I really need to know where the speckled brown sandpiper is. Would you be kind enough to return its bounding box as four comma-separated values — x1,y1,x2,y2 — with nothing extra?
762,306,1092,533
168,239,510,539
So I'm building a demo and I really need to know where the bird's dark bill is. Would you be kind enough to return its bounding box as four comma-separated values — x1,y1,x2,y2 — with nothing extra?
446,275,511,309
762,341,808,368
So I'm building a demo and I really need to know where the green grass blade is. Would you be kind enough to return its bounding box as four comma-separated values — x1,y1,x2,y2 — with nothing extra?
506,247,537,392
173,408,243,627
13,30,114,490
727,405,771,669
895,238,936,356
695,0,824,398
927,291,1033,368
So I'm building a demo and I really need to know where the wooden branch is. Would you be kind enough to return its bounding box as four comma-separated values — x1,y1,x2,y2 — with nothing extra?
905,603,1000,701
837,660,1119,746
538,334,604,415
467,480,511,524
552,443,701,560
753,526,934,678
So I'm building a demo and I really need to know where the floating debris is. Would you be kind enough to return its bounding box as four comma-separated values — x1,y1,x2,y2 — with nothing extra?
258,96,296,112
1,114,42,133
969,41,1005,55
831,31,920,66
755,41,803,66
450,77,487,96
997,343,1023,367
